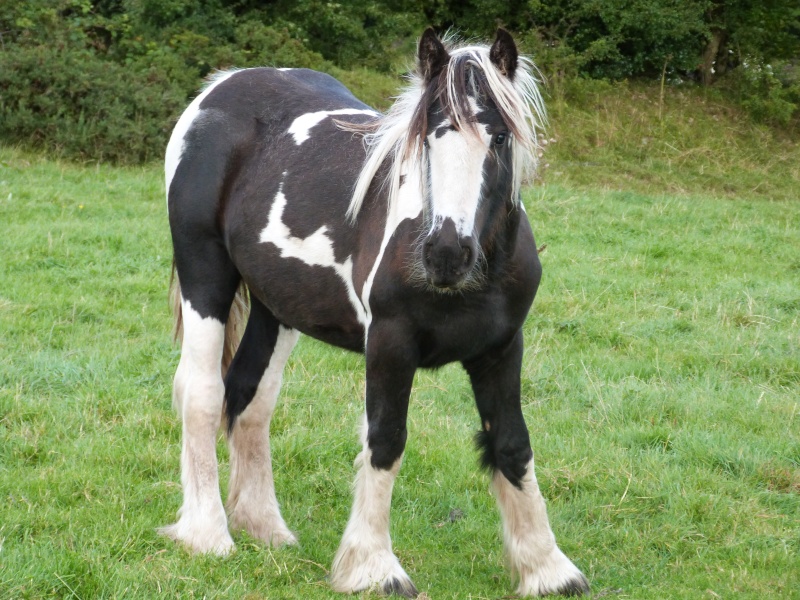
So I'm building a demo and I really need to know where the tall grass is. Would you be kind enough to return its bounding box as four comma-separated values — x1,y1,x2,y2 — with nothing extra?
543,79,800,203
0,81,798,599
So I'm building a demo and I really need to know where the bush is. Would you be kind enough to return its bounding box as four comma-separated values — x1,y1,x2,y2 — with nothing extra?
721,61,800,126
230,21,330,70
0,42,187,163
0,0,796,164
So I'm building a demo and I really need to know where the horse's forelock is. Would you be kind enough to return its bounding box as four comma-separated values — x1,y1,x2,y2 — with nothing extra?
404,51,516,158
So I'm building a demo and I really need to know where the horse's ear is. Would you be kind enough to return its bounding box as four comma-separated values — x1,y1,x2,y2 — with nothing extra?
418,27,449,82
490,28,518,79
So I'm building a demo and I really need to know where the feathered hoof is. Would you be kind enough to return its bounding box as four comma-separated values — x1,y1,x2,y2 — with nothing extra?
382,576,419,598
552,573,591,597
515,548,590,597
330,547,417,597
158,520,234,556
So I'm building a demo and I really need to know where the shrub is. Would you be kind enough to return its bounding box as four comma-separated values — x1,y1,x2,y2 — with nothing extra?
230,21,330,70
0,42,186,163
721,60,800,126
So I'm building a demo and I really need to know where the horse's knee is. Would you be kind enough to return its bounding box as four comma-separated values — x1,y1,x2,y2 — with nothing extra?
367,422,408,470
476,426,533,489
182,378,225,432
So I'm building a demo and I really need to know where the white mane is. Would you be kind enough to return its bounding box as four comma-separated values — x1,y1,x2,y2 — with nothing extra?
344,37,547,222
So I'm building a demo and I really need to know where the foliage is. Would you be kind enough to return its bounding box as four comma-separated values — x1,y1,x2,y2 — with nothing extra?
0,41,186,163
524,0,709,79
0,0,797,163
718,60,800,126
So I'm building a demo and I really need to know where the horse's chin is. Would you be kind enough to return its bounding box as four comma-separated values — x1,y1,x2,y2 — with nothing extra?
423,268,487,295
428,280,466,295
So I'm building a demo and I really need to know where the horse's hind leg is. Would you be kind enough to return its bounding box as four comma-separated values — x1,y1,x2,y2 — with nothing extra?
161,207,241,554
160,288,239,553
225,296,299,546
465,331,590,597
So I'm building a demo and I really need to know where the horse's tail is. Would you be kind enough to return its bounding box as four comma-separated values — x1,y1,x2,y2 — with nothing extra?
169,260,250,376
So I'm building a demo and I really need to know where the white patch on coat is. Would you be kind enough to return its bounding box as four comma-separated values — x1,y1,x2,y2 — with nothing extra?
227,326,299,546
493,458,587,596
159,299,233,555
330,432,413,594
165,70,238,202
259,178,367,325
360,159,424,338
425,123,492,238
289,108,378,145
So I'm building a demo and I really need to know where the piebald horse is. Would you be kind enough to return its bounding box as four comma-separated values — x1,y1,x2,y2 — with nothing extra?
163,28,589,597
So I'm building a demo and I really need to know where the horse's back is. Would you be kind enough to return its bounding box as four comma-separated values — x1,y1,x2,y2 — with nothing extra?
166,67,373,193
167,68,380,350
196,68,372,121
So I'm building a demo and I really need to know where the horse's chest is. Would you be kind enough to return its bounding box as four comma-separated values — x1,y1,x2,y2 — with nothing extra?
411,293,525,367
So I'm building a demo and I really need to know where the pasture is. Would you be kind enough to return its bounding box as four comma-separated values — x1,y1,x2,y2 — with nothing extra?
0,141,797,598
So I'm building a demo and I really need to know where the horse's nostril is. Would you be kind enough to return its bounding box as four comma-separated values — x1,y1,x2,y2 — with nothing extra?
461,246,471,265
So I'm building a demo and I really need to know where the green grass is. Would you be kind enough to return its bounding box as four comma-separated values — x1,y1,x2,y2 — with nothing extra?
1,92,798,600
542,80,800,204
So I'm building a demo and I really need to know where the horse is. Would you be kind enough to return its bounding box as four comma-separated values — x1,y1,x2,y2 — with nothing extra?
162,27,590,597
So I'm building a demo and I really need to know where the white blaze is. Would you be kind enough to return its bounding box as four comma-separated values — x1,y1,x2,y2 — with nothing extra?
425,124,492,237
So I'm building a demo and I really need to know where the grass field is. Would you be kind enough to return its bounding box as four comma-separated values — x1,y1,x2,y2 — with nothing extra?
1,91,798,600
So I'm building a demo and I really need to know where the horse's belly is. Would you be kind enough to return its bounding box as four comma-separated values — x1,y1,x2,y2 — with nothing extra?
238,250,367,352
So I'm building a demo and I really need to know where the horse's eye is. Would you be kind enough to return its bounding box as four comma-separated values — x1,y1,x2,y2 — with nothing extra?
494,133,507,146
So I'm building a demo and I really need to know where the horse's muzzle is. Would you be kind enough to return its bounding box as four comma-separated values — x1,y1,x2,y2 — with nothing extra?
422,218,478,290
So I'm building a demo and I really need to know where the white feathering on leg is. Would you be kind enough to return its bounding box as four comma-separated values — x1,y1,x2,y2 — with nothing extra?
493,459,589,596
330,419,417,597
159,300,233,555
227,326,299,546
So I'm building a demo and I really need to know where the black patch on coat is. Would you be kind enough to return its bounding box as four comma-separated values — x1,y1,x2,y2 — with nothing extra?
224,294,280,429
173,68,380,351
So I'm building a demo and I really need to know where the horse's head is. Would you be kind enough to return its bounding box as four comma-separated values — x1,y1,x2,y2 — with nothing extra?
411,28,544,292
344,29,544,293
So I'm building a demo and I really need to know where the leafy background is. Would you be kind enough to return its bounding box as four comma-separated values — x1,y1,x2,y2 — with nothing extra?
1,0,798,163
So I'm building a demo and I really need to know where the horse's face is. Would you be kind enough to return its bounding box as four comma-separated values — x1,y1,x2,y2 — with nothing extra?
421,93,513,291
416,30,521,292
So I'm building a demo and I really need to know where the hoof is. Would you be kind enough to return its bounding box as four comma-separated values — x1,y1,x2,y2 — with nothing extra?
158,521,234,556
515,548,590,597
383,576,419,598
229,511,298,547
553,573,590,596
330,547,416,597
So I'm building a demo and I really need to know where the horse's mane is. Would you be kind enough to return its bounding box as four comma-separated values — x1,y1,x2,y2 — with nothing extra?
342,34,547,222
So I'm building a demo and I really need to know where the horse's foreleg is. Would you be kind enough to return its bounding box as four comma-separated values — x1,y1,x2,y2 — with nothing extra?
465,331,589,597
226,303,299,547
159,301,233,555
331,324,418,598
